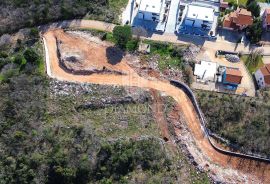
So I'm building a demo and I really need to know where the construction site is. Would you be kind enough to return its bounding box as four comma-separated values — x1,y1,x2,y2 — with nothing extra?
43,28,270,183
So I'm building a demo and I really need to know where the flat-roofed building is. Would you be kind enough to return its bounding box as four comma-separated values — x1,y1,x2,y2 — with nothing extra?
184,4,215,29
194,61,217,82
138,0,163,22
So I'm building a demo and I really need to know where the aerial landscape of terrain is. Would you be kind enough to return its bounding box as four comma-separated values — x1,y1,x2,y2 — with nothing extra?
0,0,270,183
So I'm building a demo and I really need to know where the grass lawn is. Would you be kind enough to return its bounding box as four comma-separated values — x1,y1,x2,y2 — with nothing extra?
242,55,264,74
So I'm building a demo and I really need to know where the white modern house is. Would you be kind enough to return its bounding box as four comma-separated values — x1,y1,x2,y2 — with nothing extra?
254,64,270,88
194,61,218,83
184,4,215,29
138,0,164,22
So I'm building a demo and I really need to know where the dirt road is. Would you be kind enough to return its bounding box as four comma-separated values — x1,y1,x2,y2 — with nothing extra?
43,29,270,183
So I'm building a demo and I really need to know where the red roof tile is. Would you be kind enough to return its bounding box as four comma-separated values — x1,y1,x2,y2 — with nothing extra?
223,8,253,29
260,64,270,85
225,68,243,84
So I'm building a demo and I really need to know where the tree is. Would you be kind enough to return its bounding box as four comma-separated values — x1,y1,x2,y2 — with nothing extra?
23,48,39,63
30,28,39,38
246,48,263,69
247,1,260,17
112,25,132,49
246,18,262,43
246,0,254,6
14,54,26,66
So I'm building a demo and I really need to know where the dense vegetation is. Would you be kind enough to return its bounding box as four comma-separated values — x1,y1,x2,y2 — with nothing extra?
196,90,270,158
0,0,128,34
246,18,263,44
246,0,260,18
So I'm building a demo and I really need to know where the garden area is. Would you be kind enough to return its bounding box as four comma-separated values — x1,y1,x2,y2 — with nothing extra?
241,49,264,74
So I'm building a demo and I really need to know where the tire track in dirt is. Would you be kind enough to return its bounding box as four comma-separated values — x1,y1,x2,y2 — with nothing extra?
43,29,270,183
150,90,171,142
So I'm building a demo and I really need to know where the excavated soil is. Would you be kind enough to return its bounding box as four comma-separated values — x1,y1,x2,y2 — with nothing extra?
43,29,270,184
150,90,171,142
48,29,136,75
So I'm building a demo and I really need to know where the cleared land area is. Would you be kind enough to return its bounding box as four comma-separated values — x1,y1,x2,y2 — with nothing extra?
0,29,209,183
43,29,270,183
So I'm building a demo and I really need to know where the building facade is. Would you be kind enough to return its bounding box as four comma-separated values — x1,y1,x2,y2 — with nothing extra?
254,64,270,88
184,4,214,29
262,9,270,31
138,0,163,22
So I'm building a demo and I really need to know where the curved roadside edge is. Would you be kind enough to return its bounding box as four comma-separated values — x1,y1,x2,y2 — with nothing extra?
170,80,270,164
43,37,52,77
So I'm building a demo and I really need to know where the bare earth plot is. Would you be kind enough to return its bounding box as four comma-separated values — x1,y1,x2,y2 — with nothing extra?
43,29,270,183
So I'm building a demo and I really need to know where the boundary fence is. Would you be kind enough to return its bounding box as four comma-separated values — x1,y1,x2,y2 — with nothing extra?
170,80,270,163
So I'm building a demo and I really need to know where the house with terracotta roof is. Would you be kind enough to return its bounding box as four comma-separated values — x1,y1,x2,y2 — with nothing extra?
220,0,229,12
222,68,243,90
254,64,270,88
223,8,253,30
262,8,270,31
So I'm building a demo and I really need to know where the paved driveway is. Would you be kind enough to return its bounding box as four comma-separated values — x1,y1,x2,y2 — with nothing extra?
263,56,270,64
197,49,256,96
165,0,179,33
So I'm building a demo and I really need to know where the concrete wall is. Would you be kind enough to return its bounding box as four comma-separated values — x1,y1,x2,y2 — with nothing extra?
138,11,160,21
254,69,265,88
184,17,213,28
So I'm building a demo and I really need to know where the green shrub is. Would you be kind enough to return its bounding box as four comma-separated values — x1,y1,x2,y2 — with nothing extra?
126,39,139,52
0,51,8,58
113,25,132,49
13,54,26,66
24,48,39,63
30,28,39,38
